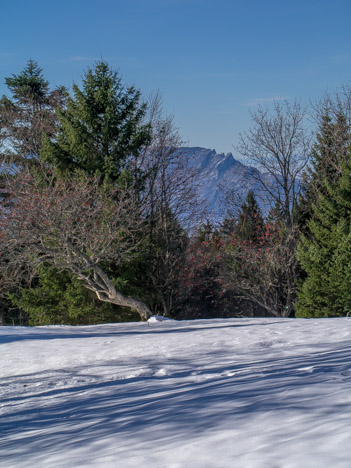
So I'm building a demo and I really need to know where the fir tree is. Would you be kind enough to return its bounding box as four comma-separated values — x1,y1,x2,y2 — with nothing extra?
297,162,351,317
235,190,264,241
0,59,66,162
297,111,350,228
6,61,153,324
41,60,151,183
5,59,49,104
10,267,139,325
0,60,66,324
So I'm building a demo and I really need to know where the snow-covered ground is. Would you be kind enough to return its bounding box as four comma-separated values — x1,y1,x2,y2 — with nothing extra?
1,318,351,468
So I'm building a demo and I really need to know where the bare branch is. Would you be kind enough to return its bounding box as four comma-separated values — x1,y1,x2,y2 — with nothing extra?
0,169,151,320
236,100,311,225
221,224,298,317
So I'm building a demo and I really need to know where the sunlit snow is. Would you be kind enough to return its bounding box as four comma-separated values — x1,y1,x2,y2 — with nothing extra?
1,317,351,467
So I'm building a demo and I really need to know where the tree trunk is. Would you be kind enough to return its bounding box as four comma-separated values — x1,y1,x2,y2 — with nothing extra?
110,293,152,321
94,288,152,321
77,265,152,321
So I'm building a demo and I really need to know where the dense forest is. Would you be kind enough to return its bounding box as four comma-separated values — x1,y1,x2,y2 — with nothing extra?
1,59,351,325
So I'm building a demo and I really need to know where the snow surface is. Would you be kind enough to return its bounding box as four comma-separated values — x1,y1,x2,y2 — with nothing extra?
1,318,351,467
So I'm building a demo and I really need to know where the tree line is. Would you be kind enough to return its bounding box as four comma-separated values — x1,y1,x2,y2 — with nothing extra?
1,59,350,325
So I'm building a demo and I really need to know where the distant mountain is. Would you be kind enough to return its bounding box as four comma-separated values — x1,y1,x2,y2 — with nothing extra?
182,147,272,219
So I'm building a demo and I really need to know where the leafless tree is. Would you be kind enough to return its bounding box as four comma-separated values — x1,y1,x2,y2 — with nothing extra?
0,169,152,320
221,224,299,317
142,92,202,227
219,183,247,222
237,100,311,226
136,92,203,315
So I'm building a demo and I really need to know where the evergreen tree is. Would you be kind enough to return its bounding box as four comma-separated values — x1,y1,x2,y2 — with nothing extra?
220,191,298,317
0,60,66,324
0,59,66,163
266,200,284,225
311,112,349,188
297,162,351,317
41,60,151,183
6,61,153,325
6,59,49,103
10,267,139,325
235,190,264,241
297,111,350,227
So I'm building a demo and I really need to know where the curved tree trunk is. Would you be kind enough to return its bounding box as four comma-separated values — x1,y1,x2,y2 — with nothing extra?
78,265,152,321
98,290,152,321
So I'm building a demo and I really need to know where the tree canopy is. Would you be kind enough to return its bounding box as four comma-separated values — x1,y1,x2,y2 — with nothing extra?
40,60,152,183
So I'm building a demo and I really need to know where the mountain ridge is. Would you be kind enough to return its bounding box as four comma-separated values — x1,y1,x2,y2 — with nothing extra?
182,147,269,219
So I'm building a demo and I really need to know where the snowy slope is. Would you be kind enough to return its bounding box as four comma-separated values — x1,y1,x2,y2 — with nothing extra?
1,318,351,467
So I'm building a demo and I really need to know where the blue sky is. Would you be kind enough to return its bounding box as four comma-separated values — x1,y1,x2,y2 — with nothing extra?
2,0,351,154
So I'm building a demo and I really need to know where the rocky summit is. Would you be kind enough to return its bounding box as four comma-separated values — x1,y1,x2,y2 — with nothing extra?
183,147,272,219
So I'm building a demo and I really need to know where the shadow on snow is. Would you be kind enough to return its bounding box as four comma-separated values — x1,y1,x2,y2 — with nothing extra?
1,340,350,463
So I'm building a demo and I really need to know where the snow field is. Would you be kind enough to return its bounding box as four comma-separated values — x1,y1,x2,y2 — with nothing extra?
1,318,351,467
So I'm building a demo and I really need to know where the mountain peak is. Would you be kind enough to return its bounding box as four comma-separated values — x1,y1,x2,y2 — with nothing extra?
181,147,267,219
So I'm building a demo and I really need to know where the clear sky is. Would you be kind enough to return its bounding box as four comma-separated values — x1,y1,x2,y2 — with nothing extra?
2,0,351,154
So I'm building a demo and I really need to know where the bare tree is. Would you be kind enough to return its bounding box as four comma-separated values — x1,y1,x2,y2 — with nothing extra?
221,223,298,317
219,183,247,223
0,169,152,320
136,92,202,315
141,92,202,227
237,100,311,226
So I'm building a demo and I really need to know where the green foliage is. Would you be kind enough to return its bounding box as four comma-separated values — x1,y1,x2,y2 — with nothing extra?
10,267,139,325
40,60,151,183
310,113,349,191
4,60,155,324
5,59,49,104
297,111,350,229
0,59,66,161
221,191,264,241
236,190,264,241
297,107,351,317
297,163,351,317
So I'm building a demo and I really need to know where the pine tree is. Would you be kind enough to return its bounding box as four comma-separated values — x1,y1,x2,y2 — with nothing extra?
297,162,351,317
40,60,151,183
